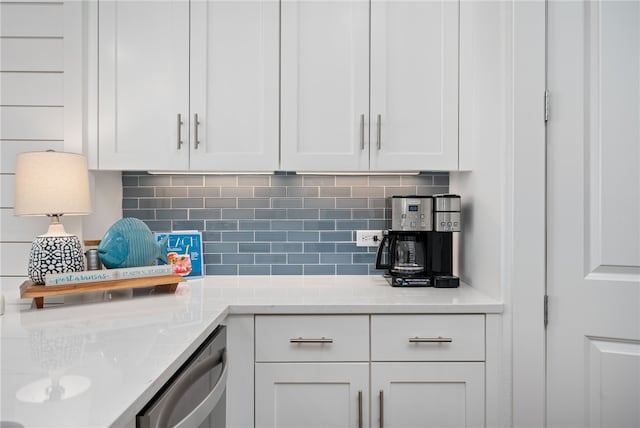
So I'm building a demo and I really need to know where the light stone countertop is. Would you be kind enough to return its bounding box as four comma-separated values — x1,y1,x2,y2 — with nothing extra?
0,275,503,427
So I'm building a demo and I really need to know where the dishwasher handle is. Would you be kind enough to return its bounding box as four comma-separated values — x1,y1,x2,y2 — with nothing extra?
155,349,228,428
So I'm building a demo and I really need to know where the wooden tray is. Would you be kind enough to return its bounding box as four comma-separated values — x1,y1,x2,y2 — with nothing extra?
20,274,186,309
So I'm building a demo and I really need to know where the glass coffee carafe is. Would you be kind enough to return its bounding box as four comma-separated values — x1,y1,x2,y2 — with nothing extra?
376,231,428,275
391,234,426,274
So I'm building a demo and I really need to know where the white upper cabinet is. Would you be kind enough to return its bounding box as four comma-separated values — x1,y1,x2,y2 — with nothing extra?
96,0,462,172
281,0,460,172
370,0,459,171
280,0,370,172
97,0,279,171
189,0,279,171
98,1,190,170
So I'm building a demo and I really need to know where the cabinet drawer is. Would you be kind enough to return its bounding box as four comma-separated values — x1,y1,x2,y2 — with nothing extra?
371,315,485,361
255,315,369,362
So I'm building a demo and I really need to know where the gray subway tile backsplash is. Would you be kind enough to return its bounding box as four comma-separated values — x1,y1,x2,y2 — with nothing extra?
121,172,448,275
337,264,369,275
304,264,336,275
239,265,271,275
139,175,170,186
172,220,204,231
272,264,302,275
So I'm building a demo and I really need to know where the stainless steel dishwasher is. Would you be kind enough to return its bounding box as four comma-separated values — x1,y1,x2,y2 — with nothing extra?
137,326,227,428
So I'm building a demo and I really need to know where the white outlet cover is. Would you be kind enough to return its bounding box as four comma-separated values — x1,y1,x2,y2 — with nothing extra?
356,230,383,247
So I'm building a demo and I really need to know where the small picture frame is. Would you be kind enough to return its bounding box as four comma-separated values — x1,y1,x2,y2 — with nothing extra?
155,231,204,279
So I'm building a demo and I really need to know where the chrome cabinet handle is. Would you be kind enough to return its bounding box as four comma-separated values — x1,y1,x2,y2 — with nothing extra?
154,349,228,428
194,113,201,149
358,390,363,428
408,336,453,343
360,114,365,150
379,390,384,428
289,337,333,344
177,113,184,149
376,114,382,150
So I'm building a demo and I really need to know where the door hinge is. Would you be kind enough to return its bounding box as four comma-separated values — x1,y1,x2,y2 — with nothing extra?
544,90,550,122
544,294,549,328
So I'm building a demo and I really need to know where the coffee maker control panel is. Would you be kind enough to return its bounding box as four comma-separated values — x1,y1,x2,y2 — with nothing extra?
435,212,461,232
391,196,433,231
433,194,462,232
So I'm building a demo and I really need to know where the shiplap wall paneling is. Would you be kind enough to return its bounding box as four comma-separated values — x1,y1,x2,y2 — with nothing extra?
0,38,64,71
0,243,31,277
1,174,15,207
0,0,66,279
0,2,63,37
0,107,64,140
1,73,64,106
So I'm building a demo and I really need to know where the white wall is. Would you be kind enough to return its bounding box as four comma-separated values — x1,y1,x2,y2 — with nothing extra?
453,1,510,301
0,1,68,279
0,1,122,280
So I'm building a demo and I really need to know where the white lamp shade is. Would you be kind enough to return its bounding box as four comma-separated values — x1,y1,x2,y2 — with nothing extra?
14,151,92,216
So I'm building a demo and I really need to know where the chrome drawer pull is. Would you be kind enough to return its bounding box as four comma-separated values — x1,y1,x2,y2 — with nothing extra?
358,390,363,428
408,336,453,343
360,114,365,150
177,113,184,149
289,337,334,344
379,390,384,428
194,113,201,149
376,114,382,149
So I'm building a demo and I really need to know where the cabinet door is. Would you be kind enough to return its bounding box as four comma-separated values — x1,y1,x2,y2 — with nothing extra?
280,0,369,172
190,0,279,171
256,363,369,428
98,0,190,170
371,362,485,428
370,0,459,171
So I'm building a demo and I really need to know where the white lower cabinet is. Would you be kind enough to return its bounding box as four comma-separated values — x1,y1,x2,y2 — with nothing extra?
371,363,484,428
255,363,369,428
254,314,487,428
370,314,485,428
255,315,370,428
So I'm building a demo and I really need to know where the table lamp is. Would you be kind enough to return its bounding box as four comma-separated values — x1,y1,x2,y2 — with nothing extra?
14,151,92,284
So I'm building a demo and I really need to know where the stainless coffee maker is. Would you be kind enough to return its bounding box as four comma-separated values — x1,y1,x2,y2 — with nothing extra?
376,195,461,287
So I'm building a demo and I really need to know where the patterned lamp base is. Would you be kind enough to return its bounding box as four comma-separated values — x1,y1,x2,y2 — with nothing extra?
28,235,85,284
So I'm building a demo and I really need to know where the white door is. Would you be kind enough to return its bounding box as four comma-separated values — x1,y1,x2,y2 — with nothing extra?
98,0,190,170
371,362,484,428
280,0,369,172
190,0,279,172
370,0,459,171
547,1,640,427
255,363,369,428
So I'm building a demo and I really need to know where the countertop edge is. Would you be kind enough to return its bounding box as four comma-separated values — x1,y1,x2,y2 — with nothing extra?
227,303,504,315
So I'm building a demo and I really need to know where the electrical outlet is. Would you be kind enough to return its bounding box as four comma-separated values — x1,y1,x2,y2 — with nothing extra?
356,230,383,247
